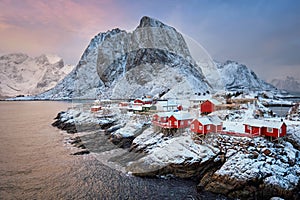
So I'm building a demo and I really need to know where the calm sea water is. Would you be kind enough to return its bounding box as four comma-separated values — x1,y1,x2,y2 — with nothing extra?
0,101,224,200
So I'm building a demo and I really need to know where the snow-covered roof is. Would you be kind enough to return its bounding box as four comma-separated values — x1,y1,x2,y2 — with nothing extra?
195,115,222,125
155,112,173,118
171,112,193,120
243,119,285,129
195,117,212,125
208,115,222,125
142,104,152,108
206,99,222,105
135,98,152,102
91,105,101,109
133,106,142,111
157,100,178,107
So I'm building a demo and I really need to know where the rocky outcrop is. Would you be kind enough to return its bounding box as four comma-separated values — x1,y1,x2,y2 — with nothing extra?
126,130,221,178
198,135,300,200
52,107,117,133
35,16,212,100
36,30,120,100
52,104,300,199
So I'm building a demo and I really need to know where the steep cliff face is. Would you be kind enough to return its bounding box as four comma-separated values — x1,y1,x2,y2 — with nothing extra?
0,53,73,98
37,16,211,100
216,60,276,91
96,16,209,99
35,16,277,100
36,29,122,99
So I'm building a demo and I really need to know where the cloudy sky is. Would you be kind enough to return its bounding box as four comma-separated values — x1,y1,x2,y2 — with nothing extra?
1,0,299,81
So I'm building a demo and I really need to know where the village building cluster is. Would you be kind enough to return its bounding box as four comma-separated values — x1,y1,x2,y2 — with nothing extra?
91,93,288,140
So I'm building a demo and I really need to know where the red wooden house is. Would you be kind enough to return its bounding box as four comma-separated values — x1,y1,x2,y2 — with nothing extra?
152,112,173,128
200,99,221,114
134,98,152,105
190,116,223,135
167,112,193,129
243,119,286,138
152,112,192,129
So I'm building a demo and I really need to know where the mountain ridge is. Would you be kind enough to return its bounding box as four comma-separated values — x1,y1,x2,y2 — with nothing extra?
22,16,277,100
270,76,300,93
0,53,73,98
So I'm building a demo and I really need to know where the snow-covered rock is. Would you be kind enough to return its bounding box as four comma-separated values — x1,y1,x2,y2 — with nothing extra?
31,17,280,100
53,102,300,199
216,60,276,92
33,16,215,100
271,76,300,93
0,53,73,98
35,30,119,100
201,135,300,199
127,131,220,178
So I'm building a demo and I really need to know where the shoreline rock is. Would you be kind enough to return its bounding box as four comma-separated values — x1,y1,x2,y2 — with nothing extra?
52,107,300,200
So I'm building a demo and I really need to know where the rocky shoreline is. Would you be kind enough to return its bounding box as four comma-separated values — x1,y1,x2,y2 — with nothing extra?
52,107,300,200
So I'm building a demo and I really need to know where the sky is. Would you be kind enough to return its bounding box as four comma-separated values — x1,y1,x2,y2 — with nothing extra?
1,0,300,81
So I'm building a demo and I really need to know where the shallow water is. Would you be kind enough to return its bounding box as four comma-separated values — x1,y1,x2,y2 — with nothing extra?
0,101,226,199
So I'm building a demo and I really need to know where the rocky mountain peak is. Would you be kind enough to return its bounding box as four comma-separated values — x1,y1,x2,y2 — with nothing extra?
137,16,169,29
33,17,278,100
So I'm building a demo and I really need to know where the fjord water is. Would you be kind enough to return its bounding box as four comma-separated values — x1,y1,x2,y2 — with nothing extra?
0,101,222,199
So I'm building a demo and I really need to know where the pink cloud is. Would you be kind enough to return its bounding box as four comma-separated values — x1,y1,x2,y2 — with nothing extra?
0,0,129,63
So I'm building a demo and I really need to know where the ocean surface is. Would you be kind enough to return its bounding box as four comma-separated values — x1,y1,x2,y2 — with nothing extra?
0,101,225,200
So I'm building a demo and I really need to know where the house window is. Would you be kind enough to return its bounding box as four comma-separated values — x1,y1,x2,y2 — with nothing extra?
174,121,178,126
249,126,252,131
191,124,194,129
279,128,282,134
207,125,210,130
180,121,184,126
267,127,273,132
199,126,202,130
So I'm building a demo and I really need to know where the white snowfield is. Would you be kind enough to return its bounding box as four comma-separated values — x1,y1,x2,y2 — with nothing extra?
0,53,73,97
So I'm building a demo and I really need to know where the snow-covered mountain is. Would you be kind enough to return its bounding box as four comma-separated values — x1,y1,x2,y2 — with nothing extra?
36,16,211,100
0,53,73,98
35,16,277,100
216,60,276,91
270,76,300,93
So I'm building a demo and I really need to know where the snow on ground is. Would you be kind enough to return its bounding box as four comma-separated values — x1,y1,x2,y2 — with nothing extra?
128,130,220,175
45,54,62,64
145,135,219,164
214,136,300,191
132,128,165,151
286,123,300,148
112,120,144,138
222,121,245,133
